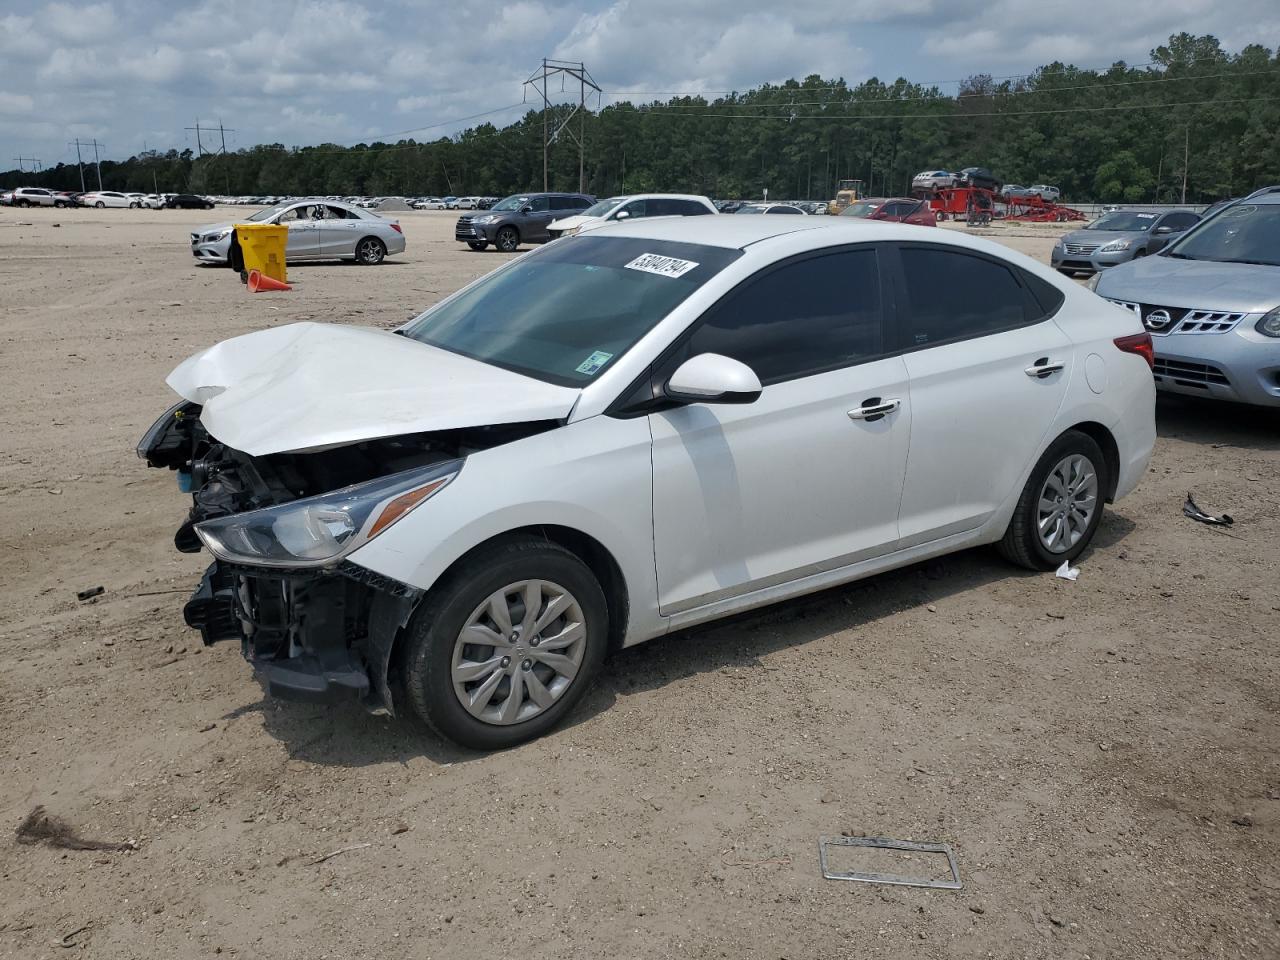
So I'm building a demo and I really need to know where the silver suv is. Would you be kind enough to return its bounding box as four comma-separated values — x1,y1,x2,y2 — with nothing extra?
1093,189,1280,407
1,187,63,207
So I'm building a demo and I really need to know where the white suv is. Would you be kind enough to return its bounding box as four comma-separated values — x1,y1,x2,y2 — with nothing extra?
2,187,62,207
140,216,1156,749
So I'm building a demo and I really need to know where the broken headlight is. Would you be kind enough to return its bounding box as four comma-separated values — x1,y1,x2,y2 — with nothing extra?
195,459,461,568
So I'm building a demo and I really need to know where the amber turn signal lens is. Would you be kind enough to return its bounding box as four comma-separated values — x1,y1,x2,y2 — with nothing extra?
368,477,451,538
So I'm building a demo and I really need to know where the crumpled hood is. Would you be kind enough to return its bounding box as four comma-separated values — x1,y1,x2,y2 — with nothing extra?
1095,255,1279,314
167,322,580,455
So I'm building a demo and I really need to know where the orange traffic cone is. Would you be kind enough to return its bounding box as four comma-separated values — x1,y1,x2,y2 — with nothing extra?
247,269,292,293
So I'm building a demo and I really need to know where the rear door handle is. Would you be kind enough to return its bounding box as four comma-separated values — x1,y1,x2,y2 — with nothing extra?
847,397,900,422
1025,358,1065,379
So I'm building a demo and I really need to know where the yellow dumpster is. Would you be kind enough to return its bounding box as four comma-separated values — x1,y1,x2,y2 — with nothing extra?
234,224,288,283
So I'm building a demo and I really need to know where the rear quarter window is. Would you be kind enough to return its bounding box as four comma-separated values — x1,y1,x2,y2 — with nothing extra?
898,246,1054,347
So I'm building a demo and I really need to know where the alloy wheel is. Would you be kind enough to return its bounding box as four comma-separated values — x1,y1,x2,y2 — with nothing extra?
450,579,587,726
357,238,384,264
1036,454,1098,554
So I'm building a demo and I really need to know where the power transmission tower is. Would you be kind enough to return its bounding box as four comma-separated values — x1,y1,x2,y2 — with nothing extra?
523,59,600,192
185,119,206,157
13,156,41,174
72,139,86,191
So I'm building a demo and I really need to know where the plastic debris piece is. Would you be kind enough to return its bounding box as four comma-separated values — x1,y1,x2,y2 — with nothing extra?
1055,561,1079,581
1183,492,1233,527
76,586,105,601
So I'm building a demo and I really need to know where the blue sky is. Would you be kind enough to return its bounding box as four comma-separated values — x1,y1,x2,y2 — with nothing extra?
1,0,1275,167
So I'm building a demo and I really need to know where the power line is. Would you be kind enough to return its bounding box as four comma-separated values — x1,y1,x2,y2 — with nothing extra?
675,95,1280,123
600,54,1248,98
636,68,1280,111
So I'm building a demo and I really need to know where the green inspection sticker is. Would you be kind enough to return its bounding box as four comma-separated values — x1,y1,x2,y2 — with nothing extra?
575,350,614,375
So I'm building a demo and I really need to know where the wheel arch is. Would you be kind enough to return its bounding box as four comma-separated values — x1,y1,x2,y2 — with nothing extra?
376,523,631,712
1061,420,1120,502
355,234,387,261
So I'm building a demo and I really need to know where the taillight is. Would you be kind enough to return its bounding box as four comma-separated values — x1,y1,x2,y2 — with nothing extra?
390,223,402,234
1114,332,1154,370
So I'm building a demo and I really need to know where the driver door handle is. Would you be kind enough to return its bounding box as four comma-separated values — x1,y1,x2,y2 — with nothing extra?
847,397,900,422
1025,358,1065,379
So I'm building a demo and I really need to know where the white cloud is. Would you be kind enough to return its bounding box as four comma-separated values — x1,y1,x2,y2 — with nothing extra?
0,92,35,114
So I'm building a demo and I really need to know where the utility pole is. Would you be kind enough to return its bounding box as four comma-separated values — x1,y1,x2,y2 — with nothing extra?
1180,124,1189,205
73,139,86,192
91,138,102,190
523,59,600,193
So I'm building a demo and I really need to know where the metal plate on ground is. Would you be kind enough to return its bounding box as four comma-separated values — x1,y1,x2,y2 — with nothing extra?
818,836,961,890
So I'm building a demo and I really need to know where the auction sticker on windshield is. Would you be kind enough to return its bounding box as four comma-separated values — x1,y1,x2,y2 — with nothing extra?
575,351,614,376
625,253,700,278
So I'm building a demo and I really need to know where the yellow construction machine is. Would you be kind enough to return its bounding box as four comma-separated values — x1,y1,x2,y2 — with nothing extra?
828,179,865,215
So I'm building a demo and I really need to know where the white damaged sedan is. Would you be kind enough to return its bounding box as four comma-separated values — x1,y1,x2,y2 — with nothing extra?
140,216,1155,749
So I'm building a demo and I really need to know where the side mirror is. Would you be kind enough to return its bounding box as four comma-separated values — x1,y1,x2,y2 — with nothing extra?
614,209,630,220
665,353,762,405
520,205,533,214
1154,225,1173,235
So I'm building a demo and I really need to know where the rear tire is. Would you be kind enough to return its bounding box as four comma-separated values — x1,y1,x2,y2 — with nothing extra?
998,430,1108,570
495,226,520,253
355,236,386,264
95,201,105,208
401,537,608,750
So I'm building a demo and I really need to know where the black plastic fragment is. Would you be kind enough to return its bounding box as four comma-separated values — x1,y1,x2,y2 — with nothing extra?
1183,492,1234,527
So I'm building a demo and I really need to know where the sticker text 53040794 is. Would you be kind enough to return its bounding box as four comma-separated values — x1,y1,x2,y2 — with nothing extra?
625,253,700,279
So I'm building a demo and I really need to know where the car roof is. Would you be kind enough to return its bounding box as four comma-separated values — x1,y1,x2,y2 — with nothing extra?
604,193,710,202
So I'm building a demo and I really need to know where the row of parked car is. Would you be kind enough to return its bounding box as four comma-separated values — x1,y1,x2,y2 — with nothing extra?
0,187,214,209
452,191,942,252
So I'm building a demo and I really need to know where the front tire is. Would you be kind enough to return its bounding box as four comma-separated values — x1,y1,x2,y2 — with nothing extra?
401,537,608,750
467,241,488,251
355,236,386,264
998,430,1107,570
495,226,520,252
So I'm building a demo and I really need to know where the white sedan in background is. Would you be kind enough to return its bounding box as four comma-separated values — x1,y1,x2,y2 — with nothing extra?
548,193,717,239
79,190,133,208
142,216,1155,750
190,199,407,268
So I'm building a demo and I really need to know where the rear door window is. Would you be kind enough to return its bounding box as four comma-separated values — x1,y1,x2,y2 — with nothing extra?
680,247,885,385
896,246,1035,348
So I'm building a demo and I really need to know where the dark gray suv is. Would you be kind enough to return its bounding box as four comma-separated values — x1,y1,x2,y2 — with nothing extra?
455,192,594,252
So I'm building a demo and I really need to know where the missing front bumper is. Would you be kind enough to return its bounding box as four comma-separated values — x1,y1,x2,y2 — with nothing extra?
183,561,420,708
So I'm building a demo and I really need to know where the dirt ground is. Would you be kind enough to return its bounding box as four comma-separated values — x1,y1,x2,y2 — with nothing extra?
1,206,1277,960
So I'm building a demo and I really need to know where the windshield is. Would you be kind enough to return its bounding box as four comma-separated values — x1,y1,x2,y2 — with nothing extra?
400,236,742,386
841,201,882,218
491,195,532,212
1086,211,1157,232
1164,203,1280,266
248,205,287,222
582,197,626,218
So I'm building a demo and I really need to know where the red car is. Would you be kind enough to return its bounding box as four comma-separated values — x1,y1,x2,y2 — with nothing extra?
839,197,936,226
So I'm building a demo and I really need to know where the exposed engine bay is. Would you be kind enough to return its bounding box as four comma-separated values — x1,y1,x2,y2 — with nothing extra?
138,401,556,710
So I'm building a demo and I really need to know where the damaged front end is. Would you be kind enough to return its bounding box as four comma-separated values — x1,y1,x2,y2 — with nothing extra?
137,402,548,711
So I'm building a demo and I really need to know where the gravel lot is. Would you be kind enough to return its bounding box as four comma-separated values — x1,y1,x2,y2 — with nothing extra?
1,206,1277,959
